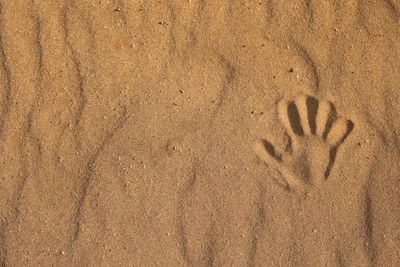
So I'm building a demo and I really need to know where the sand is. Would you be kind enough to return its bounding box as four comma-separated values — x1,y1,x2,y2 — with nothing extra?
0,0,400,266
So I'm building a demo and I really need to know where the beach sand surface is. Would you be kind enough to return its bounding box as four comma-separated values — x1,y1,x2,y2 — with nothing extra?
0,1,400,266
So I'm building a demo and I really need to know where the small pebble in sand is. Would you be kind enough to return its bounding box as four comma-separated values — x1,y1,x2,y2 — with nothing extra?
159,21,166,25
289,67,294,73
179,89,184,94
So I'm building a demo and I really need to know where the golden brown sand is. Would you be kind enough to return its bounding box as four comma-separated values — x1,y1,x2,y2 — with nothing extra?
0,0,400,266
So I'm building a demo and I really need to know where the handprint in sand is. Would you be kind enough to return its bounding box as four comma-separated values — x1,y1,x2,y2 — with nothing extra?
254,94,353,192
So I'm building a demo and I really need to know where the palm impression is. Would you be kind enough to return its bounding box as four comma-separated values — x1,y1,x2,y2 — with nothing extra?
254,94,354,192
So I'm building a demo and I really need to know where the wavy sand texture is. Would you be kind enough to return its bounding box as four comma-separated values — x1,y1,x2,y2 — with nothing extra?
0,0,399,266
